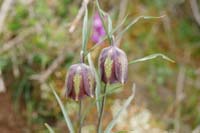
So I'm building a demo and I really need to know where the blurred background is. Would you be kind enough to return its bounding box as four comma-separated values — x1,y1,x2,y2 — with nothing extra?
0,0,200,132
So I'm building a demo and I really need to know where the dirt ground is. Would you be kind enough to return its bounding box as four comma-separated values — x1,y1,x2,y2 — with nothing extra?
0,91,27,133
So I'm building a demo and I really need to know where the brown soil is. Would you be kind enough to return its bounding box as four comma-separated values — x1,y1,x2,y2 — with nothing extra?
0,91,27,133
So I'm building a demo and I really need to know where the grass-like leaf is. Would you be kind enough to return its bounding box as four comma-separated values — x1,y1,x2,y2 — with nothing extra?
44,123,55,133
87,53,101,115
116,15,165,41
129,53,175,65
49,85,74,133
113,14,129,33
105,84,136,133
107,14,113,36
82,5,89,54
81,83,122,125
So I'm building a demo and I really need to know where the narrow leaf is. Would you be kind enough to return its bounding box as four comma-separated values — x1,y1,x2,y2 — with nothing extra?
87,53,101,115
107,14,113,35
117,15,165,41
82,5,88,53
44,123,55,133
49,85,74,133
113,14,128,33
99,8,107,16
105,84,136,133
81,83,122,125
129,53,175,65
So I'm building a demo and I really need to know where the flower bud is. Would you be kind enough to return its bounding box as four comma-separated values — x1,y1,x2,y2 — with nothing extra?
65,63,95,101
99,46,128,84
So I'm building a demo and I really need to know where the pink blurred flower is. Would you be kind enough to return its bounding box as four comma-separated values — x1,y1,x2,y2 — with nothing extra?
92,12,106,43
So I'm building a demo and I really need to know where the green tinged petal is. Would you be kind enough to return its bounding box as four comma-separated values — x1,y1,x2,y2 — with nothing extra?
104,56,113,79
73,73,82,101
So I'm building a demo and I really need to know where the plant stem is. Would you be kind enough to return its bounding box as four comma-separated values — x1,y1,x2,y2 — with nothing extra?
79,100,82,133
97,84,107,133
95,0,112,44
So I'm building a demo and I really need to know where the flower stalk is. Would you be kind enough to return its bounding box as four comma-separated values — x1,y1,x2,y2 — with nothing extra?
97,83,107,133
78,100,82,133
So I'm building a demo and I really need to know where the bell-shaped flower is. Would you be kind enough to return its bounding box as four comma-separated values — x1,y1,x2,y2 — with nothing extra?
65,63,95,101
99,45,128,84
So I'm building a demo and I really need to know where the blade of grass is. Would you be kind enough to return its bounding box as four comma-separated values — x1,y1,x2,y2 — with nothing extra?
105,84,136,133
97,83,107,133
49,84,74,133
129,53,175,65
116,15,165,41
44,123,55,133
82,5,89,54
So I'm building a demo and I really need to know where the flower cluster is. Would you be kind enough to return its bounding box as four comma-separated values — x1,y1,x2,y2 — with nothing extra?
65,45,128,101
65,12,128,101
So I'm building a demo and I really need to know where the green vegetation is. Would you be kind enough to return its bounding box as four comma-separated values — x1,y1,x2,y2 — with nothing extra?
0,0,199,132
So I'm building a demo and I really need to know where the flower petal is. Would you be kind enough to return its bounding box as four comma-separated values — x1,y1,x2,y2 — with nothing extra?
114,48,128,84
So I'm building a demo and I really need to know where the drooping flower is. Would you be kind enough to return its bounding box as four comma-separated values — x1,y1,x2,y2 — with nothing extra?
92,12,106,43
99,45,128,84
65,63,95,101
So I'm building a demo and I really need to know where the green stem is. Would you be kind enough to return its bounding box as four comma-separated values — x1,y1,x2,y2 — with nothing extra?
96,0,112,44
97,84,107,133
79,100,82,133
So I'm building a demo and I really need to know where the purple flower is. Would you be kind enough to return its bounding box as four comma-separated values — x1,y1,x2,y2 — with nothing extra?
65,63,95,101
92,12,106,43
99,45,128,84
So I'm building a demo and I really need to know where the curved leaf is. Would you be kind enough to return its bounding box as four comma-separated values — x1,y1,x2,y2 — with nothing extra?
129,53,175,65
49,85,74,133
105,84,136,133
44,123,55,133
117,15,165,41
